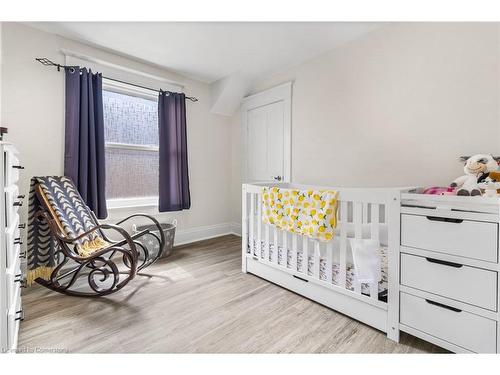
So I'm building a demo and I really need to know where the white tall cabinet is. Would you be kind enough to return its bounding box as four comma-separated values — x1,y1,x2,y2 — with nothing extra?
0,134,24,353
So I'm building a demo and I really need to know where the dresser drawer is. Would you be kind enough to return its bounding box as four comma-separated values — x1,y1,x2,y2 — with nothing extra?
400,292,497,353
5,184,22,228
401,214,498,262
401,253,497,311
6,214,22,269
7,287,22,351
4,144,21,187
6,255,22,308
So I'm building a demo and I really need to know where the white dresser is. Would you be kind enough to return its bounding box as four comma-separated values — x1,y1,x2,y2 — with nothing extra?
0,135,24,353
399,192,500,353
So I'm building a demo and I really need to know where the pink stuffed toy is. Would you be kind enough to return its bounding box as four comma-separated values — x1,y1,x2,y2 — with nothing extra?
423,186,456,195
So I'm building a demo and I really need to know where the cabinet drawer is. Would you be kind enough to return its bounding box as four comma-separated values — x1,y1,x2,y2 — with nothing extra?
5,145,21,187
7,288,22,351
401,253,497,310
6,255,22,307
5,184,22,229
400,292,496,353
401,214,498,262
6,214,22,269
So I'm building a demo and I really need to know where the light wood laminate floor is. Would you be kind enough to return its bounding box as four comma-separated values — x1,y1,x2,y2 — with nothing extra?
19,235,446,353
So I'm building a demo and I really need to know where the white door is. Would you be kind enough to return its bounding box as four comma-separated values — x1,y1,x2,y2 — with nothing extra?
242,82,292,183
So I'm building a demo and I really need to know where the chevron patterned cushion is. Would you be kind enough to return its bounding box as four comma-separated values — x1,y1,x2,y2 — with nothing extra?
35,176,109,257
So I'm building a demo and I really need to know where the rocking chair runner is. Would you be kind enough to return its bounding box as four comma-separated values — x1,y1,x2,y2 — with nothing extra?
27,176,166,297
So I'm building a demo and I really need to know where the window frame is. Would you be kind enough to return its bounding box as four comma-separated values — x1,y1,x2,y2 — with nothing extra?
102,78,160,209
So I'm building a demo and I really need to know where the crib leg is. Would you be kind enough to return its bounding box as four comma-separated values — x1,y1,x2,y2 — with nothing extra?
386,190,401,343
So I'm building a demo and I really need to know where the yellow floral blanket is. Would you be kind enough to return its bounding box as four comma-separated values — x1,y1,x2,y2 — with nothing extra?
261,187,339,241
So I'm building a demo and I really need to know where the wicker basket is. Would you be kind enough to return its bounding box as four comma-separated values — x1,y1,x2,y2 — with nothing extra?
132,219,177,259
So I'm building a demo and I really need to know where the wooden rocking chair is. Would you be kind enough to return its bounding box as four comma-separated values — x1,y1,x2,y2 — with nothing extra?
29,176,165,297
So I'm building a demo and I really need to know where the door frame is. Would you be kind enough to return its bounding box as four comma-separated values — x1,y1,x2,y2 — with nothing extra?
241,81,292,183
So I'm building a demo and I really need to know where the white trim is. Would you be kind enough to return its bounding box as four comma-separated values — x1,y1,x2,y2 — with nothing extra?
102,78,159,101
241,81,292,183
107,196,158,209
61,48,184,89
230,222,242,236
174,223,236,246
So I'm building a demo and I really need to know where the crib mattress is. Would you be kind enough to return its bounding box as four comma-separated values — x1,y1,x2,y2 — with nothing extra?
247,240,388,295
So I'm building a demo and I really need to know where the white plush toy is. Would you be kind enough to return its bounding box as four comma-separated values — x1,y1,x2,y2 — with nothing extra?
478,180,500,197
451,154,500,196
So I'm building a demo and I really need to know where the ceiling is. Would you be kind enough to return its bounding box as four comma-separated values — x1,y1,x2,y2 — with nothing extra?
28,22,381,83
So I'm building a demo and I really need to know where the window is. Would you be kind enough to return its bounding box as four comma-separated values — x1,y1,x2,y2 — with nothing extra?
103,84,159,205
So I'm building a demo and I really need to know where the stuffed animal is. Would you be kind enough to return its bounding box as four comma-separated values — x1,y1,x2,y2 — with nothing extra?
478,180,500,197
451,154,500,196
423,186,456,195
479,170,500,195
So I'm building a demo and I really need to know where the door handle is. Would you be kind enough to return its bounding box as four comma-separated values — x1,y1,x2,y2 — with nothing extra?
273,176,282,181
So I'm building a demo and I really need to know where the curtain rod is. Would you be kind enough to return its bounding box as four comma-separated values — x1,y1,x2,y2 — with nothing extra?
35,58,199,102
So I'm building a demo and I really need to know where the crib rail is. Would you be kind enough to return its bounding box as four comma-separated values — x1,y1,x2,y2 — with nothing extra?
242,183,401,312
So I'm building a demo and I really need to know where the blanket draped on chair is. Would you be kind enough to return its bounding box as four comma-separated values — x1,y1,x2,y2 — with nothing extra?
261,187,339,242
27,176,109,286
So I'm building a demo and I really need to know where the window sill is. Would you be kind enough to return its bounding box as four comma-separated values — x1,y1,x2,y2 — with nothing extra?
107,196,158,210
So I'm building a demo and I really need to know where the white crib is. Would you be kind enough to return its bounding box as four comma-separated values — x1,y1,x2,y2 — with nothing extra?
242,182,403,341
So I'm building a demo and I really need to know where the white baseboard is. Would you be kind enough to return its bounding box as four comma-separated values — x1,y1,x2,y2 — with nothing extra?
230,222,242,237
175,222,240,246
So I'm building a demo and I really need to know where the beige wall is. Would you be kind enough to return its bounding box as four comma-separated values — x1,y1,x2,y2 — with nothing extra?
231,23,500,224
1,23,233,239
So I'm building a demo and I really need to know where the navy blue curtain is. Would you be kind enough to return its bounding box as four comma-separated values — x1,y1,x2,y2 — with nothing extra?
64,67,108,219
158,91,191,212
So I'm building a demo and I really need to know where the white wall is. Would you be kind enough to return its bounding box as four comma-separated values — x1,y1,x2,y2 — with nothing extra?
230,23,500,224
1,23,234,244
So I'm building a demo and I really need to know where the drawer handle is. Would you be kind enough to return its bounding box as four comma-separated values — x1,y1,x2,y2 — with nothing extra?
12,165,24,170
425,299,462,313
13,201,23,207
425,257,463,268
293,275,309,283
14,238,23,245
19,251,27,259
15,309,25,322
17,195,25,199
425,216,463,224
18,223,26,229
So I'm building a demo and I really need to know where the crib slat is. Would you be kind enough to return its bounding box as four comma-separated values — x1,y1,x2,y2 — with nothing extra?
291,233,298,271
303,237,309,275
250,194,255,256
371,203,380,242
339,201,348,288
273,227,278,264
314,241,320,279
326,242,333,284
354,202,363,239
265,224,270,261
282,231,288,267
363,202,369,223
370,282,378,301
354,279,362,294
354,202,363,294
371,204,380,301
257,195,262,259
